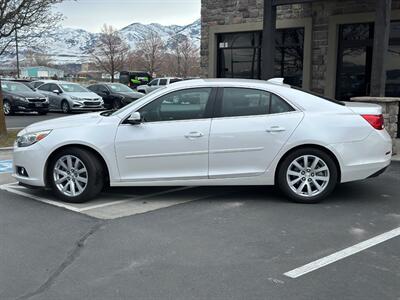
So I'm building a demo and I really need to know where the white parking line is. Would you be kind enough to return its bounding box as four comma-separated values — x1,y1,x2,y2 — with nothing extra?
0,183,82,212
284,226,400,279
79,186,194,212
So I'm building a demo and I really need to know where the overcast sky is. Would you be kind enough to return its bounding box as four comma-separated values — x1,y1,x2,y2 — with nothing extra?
55,0,201,32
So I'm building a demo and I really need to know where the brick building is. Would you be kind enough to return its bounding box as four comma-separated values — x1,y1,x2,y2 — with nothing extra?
200,0,400,101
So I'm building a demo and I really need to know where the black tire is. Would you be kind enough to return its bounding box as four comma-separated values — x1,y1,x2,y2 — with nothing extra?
113,99,122,110
48,147,104,203
61,100,70,114
3,100,13,116
277,148,338,204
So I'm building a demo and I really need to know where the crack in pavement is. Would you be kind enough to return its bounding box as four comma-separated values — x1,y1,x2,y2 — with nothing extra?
16,221,105,300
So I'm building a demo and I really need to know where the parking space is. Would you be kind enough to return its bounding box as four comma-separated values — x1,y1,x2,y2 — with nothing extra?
0,161,399,299
0,182,232,219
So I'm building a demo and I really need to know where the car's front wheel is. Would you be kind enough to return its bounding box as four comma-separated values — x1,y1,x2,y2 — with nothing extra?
3,100,13,116
48,147,104,203
277,148,338,204
61,100,70,114
113,99,122,110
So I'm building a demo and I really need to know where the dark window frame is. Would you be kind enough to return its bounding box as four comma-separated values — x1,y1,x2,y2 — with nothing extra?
214,87,295,118
134,87,218,123
335,22,374,101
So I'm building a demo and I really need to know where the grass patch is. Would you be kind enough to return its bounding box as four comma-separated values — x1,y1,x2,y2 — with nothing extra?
0,129,19,148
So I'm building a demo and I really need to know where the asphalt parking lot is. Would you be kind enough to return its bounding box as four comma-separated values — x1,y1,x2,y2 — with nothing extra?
5,112,76,129
0,154,399,300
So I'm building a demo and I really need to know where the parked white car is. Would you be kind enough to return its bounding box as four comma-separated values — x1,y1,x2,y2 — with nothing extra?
35,81,104,113
13,78,392,203
136,77,182,94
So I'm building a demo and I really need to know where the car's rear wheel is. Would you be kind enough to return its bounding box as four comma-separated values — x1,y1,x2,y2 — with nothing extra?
61,100,70,113
3,100,13,116
48,148,104,203
277,148,338,203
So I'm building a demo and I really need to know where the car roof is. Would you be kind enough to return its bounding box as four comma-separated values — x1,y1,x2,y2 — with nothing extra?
168,78,290,90
32,80,78,84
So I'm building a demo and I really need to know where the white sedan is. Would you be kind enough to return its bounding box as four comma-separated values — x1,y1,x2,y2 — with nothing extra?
12,78,392,204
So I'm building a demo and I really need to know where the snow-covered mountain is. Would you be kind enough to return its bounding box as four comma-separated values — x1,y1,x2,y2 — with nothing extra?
2,19,200,65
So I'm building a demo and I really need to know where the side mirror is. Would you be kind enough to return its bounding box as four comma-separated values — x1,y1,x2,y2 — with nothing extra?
101,90,110,95
126,112,142,125
53,89,61,95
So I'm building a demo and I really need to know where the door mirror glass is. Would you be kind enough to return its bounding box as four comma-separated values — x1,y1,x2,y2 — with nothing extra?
127,112,142,125
102,90,110,95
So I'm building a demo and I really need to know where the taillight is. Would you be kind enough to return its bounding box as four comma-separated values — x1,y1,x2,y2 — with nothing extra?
361,114,384,130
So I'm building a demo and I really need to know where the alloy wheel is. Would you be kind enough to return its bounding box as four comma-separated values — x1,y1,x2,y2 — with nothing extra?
53,155,88,197
3,102,11,115
62,102,69,113
286,155,330,198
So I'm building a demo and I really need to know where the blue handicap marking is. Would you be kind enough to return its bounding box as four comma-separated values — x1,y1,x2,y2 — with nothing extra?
0,160,13,174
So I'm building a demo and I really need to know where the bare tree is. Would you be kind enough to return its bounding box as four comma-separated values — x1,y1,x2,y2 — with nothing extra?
135,31,165,75
0,0,64,141
178,37,200,78
91,24,129,82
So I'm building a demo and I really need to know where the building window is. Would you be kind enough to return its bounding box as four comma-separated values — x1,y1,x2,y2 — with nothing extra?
275,28,304,87
386,21,400,97
217,32,262,79
216,29,304,86
335,23,374,101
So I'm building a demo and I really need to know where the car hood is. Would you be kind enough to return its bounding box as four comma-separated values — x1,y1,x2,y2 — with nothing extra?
8,90,46,98
21,112,103,134
65,92,101,99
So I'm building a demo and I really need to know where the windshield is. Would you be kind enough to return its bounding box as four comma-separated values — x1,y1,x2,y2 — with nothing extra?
1,81,33,93
60,83,88,93
107,83,134,93
110,87,167,116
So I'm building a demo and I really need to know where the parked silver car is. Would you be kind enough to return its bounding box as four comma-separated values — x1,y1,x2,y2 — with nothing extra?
35,81,104,113
136,77,182,94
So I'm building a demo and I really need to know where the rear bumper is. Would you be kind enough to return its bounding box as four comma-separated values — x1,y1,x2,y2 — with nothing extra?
330,129,392,183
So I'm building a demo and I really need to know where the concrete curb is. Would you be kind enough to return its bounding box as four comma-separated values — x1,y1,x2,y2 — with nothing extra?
0,147,13,152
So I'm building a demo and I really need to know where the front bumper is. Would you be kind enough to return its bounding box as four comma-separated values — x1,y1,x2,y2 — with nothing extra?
70,101,104,111
13,101,49,112
12,143,47,187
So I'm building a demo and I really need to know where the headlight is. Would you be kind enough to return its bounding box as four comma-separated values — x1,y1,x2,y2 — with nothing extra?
71,96,81,100
16,130,52,148
14,96,27,101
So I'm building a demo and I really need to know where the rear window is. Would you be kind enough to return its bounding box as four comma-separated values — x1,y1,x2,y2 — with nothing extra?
291,86,345,106
170,78,182,84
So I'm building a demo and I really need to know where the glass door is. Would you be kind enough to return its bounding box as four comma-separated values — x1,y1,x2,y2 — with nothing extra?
335,23,374,101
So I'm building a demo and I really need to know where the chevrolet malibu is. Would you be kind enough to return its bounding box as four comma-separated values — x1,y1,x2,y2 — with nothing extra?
13,78,392,204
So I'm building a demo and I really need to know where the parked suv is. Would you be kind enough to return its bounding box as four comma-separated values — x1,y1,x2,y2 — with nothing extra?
36,81,104,113
1,81,49,115
88,83,144,109
136,77,182,94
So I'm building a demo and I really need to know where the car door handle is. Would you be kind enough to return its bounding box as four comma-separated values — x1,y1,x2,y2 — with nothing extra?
184,132,204,139
266,126,286,133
